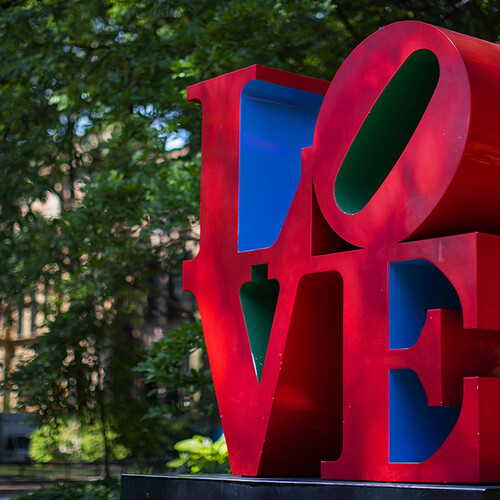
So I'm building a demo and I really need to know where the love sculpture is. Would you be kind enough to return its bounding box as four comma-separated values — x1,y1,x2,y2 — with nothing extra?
183,21,500,482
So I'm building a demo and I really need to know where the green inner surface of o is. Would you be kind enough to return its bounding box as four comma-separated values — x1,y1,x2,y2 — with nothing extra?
334,49,440,215
239,265,280,382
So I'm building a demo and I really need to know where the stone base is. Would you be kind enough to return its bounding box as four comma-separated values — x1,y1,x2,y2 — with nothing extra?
121,474,500,500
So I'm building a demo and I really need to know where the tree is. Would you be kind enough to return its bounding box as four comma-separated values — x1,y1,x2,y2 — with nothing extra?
1,0,499,467
0,0,203,465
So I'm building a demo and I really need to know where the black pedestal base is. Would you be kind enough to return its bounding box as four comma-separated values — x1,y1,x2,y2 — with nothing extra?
121,474,500,500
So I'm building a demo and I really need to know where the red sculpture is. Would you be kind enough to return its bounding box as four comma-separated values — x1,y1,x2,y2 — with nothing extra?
183,21,500,482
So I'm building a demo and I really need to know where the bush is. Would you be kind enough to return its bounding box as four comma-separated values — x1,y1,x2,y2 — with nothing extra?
12,479,120,500
30,420,129,463
167,434,230,474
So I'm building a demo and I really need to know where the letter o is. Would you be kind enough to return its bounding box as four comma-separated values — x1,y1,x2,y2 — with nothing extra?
308,21,500,248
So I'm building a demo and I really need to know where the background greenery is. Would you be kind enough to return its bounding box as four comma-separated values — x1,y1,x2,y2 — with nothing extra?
13,479,120,500
1,0,499,480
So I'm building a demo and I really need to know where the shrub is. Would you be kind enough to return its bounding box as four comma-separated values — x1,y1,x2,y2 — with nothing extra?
30,420,129,463
167,434,230,474
13,479,120,500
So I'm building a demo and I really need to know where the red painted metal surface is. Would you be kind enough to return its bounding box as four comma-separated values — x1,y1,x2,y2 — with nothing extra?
311,21,500,248
183,22,500,481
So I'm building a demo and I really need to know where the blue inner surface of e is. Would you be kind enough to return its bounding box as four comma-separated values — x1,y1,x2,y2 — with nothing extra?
389,369,461,463
238,80,323,252
389,259,461,463
389,259,461,350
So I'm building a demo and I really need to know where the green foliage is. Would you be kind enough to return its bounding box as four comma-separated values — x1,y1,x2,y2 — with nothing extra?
29,419,129,463
138,321,216,425
167,434,230,474
12,479,120,500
